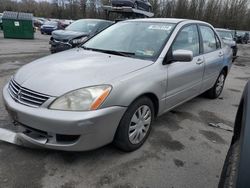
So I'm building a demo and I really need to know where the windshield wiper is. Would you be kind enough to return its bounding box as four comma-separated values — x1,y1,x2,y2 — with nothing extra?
81,46,92,50
82,46,135,57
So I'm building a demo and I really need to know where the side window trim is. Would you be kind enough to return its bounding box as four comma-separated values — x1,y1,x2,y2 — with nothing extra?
215,33,221,49
196,24,204,54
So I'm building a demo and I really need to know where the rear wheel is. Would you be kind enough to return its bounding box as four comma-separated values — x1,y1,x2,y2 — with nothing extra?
114,97,154,152
205,70,226,99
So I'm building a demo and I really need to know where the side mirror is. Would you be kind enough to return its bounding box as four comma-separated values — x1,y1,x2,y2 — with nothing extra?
172,50,193,62
223,40,236,48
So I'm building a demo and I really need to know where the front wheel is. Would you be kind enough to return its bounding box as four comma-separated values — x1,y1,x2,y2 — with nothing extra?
114,97,154,152
205,70,226,99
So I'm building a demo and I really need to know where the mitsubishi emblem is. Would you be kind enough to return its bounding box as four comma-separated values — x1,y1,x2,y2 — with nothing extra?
17,89,22,100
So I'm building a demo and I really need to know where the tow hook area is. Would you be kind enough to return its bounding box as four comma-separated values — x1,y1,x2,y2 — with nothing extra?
0,127,44,148
0,128,22,145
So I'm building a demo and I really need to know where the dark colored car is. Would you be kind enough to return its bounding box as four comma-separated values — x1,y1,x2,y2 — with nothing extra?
235,35,243,44
234,31,249,44
219,81,250,188
49,19,113,53
243,32,249,44
40,21,63,35
216,28,238,59
111,0,152,12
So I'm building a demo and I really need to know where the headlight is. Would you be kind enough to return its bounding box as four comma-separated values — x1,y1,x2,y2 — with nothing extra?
71,37,87,44
49,85,112,111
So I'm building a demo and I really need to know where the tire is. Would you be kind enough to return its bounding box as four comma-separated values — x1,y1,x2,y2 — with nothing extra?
218,140,240,188
114,97,155,152
205,70,226,99
41,32,44,35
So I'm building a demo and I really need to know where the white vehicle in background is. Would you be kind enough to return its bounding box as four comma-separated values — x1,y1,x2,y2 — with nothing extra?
60,19,75,28
216,28,238,60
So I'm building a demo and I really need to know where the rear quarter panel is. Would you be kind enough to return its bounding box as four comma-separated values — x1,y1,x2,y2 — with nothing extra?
223,45,233,71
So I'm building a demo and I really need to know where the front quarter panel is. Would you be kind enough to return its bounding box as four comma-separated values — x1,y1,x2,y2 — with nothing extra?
101,61,167,116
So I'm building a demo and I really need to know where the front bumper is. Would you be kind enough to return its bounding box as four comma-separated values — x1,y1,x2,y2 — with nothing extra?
2,85,127,151
49,40,72,53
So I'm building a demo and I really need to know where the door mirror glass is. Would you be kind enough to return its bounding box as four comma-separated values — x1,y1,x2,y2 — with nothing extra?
172,50,193,62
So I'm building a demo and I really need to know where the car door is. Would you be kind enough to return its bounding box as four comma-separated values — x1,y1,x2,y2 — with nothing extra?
199,25,224,92
165,24,205,110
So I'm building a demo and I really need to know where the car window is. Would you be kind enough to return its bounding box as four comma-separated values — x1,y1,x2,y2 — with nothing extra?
217,31,233,40
44,21,58,26
83,22,176,60
97,22,112,32
172,25,200,57
66,20,99,33
200,25,218,53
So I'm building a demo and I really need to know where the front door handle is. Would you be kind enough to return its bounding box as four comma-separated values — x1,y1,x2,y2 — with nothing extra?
196,58,204,65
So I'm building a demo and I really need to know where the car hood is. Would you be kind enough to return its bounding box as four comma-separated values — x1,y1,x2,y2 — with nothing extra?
52,30,88,41
14,48,153,96
42,24,56,28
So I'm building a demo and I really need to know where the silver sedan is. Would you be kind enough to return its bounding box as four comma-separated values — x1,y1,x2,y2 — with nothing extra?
2,18,232,151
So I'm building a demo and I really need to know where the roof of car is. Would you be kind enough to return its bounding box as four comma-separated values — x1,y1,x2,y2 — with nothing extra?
128,18,186,23
125,18,211,25
77,19,113,23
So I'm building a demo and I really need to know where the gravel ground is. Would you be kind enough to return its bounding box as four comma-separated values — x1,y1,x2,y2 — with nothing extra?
0,31,249,188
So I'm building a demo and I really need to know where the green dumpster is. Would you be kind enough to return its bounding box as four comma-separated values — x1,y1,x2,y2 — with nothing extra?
2,11,34,39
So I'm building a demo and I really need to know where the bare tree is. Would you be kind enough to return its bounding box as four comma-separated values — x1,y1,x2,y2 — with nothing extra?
174,0,189,18
1,0,250,30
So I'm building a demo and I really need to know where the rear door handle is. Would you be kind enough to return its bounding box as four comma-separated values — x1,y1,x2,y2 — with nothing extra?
196,58,204,65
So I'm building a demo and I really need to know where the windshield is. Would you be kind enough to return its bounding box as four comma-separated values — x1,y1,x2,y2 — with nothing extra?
66,20,99,33
217,31,233,40
44,21,57,26
83,21,176,60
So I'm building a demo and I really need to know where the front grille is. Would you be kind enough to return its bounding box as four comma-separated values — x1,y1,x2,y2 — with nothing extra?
8,78,50,107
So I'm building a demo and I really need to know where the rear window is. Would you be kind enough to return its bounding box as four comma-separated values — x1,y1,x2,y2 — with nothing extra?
44,21,57,26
